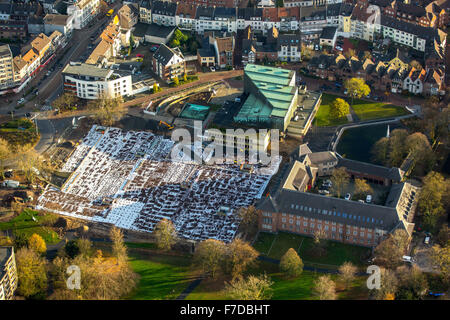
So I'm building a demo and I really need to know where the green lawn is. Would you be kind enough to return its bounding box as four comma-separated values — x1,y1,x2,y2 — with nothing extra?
313,94,350,127
351,98,408,121
185,260,368,300
254,232,370,268
0,209,60,245
127,253,195,300
253,231,276,255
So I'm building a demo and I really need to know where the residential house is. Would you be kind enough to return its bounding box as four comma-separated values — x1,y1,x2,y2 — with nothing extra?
62,62,133,99
152,44,186,83
277,33,302,62
152,0,177,26
44,14,74,37
403,67,426,94
67,0,100,29
0,45,14,90
0,247,17,300
139,0,152,24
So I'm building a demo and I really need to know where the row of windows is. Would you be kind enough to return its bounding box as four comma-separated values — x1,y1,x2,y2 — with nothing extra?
280,224,374,244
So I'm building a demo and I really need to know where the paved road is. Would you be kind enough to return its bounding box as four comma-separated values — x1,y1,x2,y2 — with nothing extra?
122,70,243,109
1,2,121,116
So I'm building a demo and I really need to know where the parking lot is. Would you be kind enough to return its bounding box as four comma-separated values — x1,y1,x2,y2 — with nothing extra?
314,176,390,205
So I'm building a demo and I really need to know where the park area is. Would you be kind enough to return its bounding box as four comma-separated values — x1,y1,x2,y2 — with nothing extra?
0,209,60,245
253,232,370,268
313,94,350,127
313,94,409,127
0,117,39,148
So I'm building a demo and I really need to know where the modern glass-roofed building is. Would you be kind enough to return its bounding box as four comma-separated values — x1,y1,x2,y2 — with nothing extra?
234,64,298,131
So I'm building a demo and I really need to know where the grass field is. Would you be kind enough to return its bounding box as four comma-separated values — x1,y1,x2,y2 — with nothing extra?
0,209,60,245
186,260,369,300
127,253,196,300
351,98,408,121
254,232,370,268
314,94,408,126
313,94,350,127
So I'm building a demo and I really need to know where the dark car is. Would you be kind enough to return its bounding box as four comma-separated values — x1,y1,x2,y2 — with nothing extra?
25,112,32,118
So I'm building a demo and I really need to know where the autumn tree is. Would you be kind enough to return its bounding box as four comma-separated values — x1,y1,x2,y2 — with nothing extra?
313,275,336,300
28,233,47,255
110,226,127,265
154,218,177,251
344,77,371,105
194,239,227,278
436,225,450,247
0,138,11,179
338,262,357,289
279,248,304,278
371,129,409,167
329,98,350,120
183,73,188,82
15,247,48,299
52,92,78,113
374,229,410,269
237,206,260,238
395,265,428,300
430,244,450,285
49,249,138,300
16,146,46,184
405,132,434,175
354,179,372,199
90,95,125,127
77,238,93,258
225,238,258,279
331,167,350,199
173,76,179,86
372,268,398,300
313,228,328,256
226,274,274,300
418,172,448,232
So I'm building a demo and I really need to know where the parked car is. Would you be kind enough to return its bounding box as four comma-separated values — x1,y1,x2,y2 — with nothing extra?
366,195,372,203
17,98,25,105
210,66,215,72
424,236,431,245
345,193,351,200
402,255,414,263
25,112,32,118
323,180,332,188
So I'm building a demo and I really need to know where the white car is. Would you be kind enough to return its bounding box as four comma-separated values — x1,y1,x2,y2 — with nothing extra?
17,98,25,105
366,195,372,203
210,66,215,72
345,193,351,200
402,256,414,263
424,236,430,245
336,46,343,51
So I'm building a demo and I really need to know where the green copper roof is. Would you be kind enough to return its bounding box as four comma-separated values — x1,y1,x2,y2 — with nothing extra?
238,64,297,120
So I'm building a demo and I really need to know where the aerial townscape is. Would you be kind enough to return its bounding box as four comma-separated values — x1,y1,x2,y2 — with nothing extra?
0,0,449,307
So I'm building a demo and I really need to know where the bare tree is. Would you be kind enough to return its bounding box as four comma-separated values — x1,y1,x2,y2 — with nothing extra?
225,238,259,279
225,274,274,300
313,275,337,300
331,167,350,199
194,239,227,278
154,219,177,251
338,262,357,289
